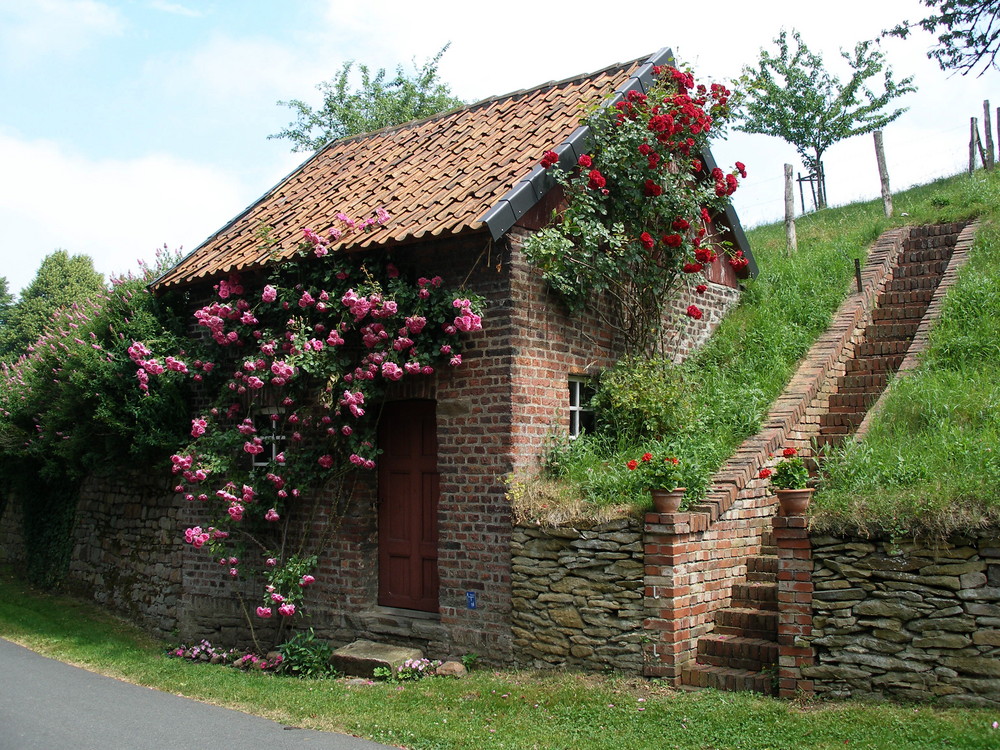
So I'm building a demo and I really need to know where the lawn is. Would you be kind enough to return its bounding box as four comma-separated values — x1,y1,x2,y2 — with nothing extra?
1,569,997,750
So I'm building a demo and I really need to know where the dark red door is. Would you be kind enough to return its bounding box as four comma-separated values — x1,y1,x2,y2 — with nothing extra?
377,400,439,612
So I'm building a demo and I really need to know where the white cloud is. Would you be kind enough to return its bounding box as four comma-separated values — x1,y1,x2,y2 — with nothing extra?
148,1,202,18
0,0,124,66
0,131,247,294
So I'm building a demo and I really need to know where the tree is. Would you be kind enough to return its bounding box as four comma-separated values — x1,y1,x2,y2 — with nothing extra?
270,44,464,152
735,30,915,209
886,1,1000,76
0,277,13,330
0,251,105,360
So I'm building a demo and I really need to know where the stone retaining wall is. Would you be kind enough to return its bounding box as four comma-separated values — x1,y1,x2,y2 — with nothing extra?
797,533,1000,706
511,519,645,673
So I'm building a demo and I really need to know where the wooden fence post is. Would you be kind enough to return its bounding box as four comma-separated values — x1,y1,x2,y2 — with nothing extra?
971,117,979,174
873,131,893,218
985,101,995,171
785,163,797,256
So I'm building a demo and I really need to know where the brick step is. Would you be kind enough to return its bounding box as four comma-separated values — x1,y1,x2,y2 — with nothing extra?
885,276,942,292
899,247,954,264
877,289,936,307
871,304,930,321
856,340,910,357
680,662,775,695
731,582,778,610
746,554,777,577
819,412,866,430
863,321,921,342
696,635,779,672
840,372,889,392
827,392,880,412
844,356,904,375
759,544,777,557
715,606,778,640
815,433,847,450
893,260,949,277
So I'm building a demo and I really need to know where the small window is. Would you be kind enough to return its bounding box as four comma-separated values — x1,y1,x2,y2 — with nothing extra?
568,378,596,438
252,409,287,468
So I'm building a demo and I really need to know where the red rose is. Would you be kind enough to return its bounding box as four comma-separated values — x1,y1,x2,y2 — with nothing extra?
578,154,593,168
587,169,606,190
682,262,703,274
686,304,703,320
540,150,559,169
663,234,683,248
671,218,690,231
647,153,661,169
643,179,663,197
701,207,711,223
639,232,655,249
695,247,717,264
638,143,654,156
690,159,702,173
735,161,747,178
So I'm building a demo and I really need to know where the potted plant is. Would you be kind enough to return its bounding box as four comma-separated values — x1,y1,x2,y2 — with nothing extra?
759,447,813,515
628,452,684,512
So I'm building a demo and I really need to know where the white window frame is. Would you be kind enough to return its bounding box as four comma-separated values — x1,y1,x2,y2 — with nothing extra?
251,408,287,468
568,378,596,438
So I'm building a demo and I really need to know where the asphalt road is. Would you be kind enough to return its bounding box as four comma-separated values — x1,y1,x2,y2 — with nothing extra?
0,638,395,750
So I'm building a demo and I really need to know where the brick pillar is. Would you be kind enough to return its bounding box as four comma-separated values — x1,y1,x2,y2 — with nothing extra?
642,511,706,682
773,513,815,697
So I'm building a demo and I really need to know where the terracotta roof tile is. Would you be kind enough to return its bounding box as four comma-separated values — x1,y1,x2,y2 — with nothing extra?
153,55,652,290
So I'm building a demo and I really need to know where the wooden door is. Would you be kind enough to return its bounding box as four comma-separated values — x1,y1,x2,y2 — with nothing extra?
377,400,439,612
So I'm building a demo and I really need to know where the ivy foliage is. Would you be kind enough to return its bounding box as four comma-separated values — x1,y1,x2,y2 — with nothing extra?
735,29,915,208
270,44,464,152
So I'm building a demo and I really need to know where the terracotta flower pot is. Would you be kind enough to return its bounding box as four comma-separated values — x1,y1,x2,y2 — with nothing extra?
650,487,686,513
776,488,814,516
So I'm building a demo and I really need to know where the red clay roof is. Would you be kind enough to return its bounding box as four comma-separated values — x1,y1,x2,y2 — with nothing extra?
153,56,652,290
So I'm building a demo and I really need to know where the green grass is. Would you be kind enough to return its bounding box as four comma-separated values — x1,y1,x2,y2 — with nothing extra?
1,569,997,749
530,170,1000,527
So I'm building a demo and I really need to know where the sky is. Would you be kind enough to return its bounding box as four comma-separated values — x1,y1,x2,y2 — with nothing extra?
1,0,998,296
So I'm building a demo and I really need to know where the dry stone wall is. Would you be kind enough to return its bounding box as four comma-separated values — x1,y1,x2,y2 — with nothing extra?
511,519,646,673
804,533,1000,706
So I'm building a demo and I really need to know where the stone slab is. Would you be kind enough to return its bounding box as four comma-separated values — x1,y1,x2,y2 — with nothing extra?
330,639,424,678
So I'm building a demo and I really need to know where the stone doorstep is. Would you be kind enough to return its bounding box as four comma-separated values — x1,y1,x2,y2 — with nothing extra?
330,639,424,678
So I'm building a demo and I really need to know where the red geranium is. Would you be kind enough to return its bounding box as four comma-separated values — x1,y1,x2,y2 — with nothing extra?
758,468,773,479
782,447,798,458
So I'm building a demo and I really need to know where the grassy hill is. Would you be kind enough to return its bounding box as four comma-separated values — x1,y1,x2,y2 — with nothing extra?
520,170,1000,538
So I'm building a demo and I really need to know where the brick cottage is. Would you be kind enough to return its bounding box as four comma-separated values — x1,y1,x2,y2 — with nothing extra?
2,48,754,664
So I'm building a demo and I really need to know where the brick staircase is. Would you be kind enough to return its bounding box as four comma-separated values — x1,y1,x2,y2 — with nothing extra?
818,224,964,450
677,222,968,695
679,530,779,694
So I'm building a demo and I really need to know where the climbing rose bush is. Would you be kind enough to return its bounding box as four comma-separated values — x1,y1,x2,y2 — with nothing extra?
134,211,484,636
523,64,745,356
